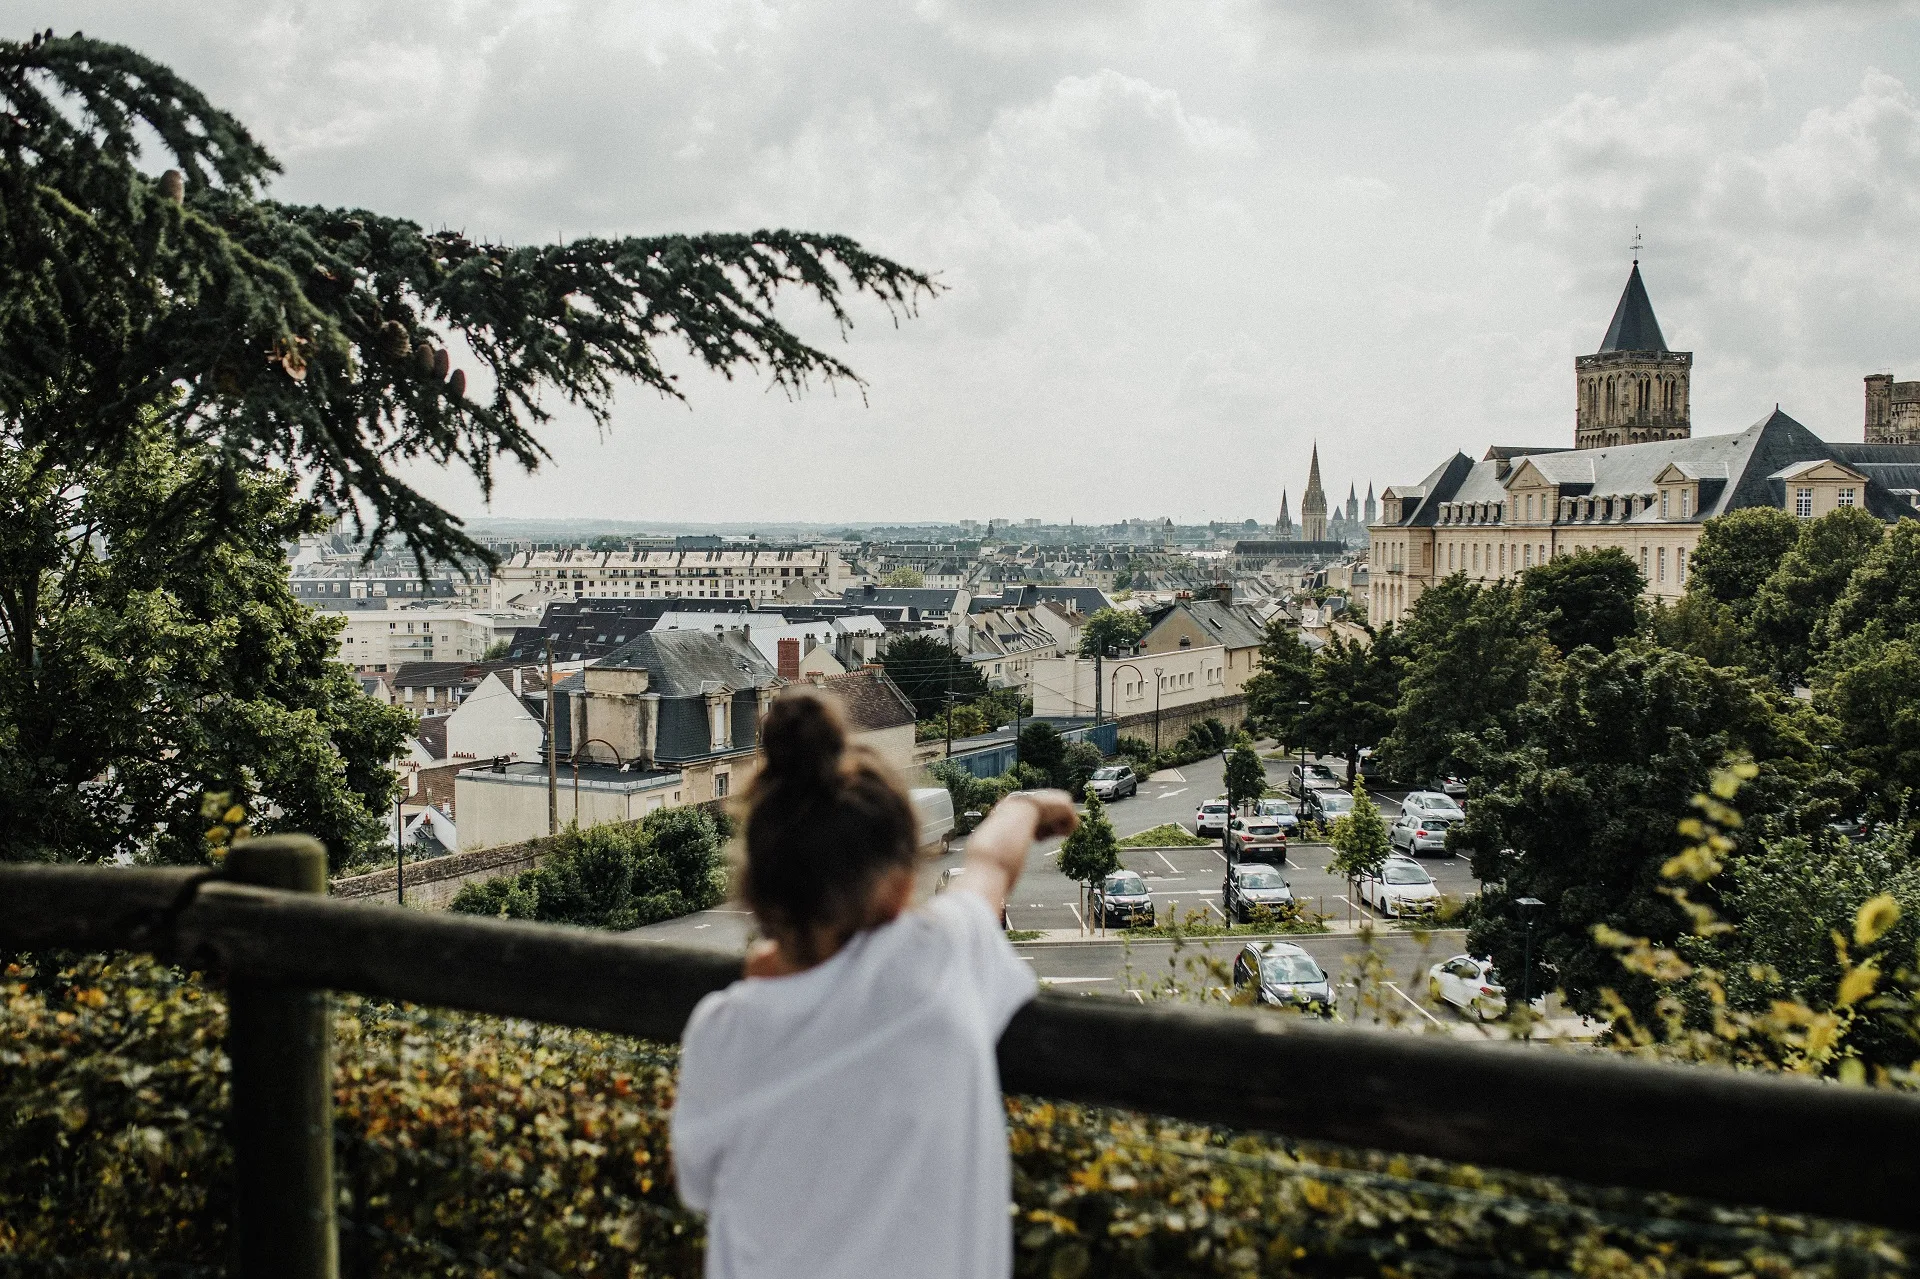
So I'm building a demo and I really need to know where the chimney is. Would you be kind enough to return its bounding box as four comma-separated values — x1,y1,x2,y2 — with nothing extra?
512,666,524,696
777,637,800,680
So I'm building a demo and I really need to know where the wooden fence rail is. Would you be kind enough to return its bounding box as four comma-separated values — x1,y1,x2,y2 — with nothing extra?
5,858,1918,1248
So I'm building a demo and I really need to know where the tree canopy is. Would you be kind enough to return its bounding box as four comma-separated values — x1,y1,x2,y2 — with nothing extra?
1518,547,1643,656
1078,607,1150,658
1299,630,1402,785
879,634,986,720
1243,618,1314,742
1685,507,1802,624
0,34,933,569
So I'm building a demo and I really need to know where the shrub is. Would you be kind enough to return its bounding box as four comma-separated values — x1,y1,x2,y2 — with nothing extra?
450,806,726,929
1117,823,1211,848
1062,740,1105,799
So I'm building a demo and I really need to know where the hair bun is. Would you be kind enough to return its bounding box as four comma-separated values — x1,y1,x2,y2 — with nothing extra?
760,690,847,788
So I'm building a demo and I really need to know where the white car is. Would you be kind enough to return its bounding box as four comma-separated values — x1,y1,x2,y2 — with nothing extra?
1357,856,1440,918
1194,800,1230,836
1400,791,1464,822
1427,954,1505,1020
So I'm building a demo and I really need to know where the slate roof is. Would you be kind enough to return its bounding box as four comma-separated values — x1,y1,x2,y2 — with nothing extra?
968,584,1112,616
414,717,448,761
840,585,966,614
1380,409,1920,530
808,668,918,733
1598,262,1668,353
593,628,781,696
1179,600,1268,649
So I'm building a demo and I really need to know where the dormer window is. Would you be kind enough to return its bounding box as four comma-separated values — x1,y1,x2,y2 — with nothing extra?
1660,490,1670,518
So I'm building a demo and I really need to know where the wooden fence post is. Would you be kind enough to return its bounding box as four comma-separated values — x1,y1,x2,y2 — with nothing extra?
225,836,337,1279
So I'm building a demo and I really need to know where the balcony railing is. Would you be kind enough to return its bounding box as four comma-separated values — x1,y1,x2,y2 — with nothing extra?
4,843,1916,1277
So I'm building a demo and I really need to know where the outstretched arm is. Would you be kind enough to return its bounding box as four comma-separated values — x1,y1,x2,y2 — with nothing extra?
959,791,1078,919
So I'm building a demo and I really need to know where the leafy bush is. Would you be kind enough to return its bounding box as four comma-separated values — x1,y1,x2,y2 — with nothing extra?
1115,736,1153,763
6,954,1893,1278
450,806,726,929
1062,740,1105,799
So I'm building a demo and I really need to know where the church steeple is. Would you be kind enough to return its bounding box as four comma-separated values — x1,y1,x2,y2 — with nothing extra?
1301,444,1329,542
1276,490,1292,539
1575,256,1691,450
1363,482,1377,525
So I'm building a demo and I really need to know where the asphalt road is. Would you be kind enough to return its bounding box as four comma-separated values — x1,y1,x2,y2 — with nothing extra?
629,748,1516,1030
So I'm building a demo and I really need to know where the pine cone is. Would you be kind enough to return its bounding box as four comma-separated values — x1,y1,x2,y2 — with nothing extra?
159,170,184,204
449,368,467,398
432,347,450,381
415,344,436,377
379,321,411,360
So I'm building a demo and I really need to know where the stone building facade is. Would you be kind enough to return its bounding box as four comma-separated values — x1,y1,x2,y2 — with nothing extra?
1574,262,1692,450
1865,374,1920,444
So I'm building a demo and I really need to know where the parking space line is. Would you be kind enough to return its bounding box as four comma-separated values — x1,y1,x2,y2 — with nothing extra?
1128,989,1146,1004
1384,981,1445,1027
1155,851,1180,873
1066,902,1084,930
1205,899,1228,921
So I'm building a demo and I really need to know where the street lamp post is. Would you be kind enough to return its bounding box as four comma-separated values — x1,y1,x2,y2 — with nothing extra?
572,737,627,827
1516,896,1546,1012
1108,661,1144,759
1153,667,1164,755
1220,747,1235,867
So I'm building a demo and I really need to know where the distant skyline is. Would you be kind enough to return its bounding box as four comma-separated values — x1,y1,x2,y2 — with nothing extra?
36,1,1920,523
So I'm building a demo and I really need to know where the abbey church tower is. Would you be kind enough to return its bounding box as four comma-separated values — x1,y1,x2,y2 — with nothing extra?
1574,261,1691,450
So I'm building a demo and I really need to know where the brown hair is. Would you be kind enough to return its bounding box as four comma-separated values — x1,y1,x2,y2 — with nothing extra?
740,690,918,965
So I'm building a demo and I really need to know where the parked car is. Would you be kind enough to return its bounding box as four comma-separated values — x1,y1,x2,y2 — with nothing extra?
1827,813,1873,840
1356,855,1440,918
1427,954,1505,1019
935,866,1007,929
1400,790,1465,822
1304,789,1354,823
1222,861,1295,922
1288,762,1341,797
1255,798,1300,831
1090,869,1156,929
1428,774,1469,801
1194,799,1231,836
1390,812,1455,857
1232,941,1334,1015
1227,815,1288,861
1087,765,1138,801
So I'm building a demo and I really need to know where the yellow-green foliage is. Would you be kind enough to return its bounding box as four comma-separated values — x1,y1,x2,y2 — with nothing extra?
2,953,1908,1276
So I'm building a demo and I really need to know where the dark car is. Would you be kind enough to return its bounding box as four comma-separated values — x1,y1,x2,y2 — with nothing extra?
1232,941,1334,1015
1087,765,1138,801
1222,862,1295,923
1090,870,1156,929
1304,788,1354,824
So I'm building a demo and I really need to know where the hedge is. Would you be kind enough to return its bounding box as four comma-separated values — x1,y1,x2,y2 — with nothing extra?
1,955,1901,1276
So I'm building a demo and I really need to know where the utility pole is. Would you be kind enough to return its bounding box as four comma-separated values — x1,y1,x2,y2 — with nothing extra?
545,638,558,837
393,793,405,908
1092,650,1102,727
944,662,955,758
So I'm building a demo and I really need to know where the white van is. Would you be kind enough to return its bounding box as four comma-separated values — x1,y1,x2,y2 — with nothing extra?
909,787,956,853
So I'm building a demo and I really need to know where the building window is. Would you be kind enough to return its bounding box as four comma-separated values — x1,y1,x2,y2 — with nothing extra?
1794,487,1814,518
1838,487,1857,508
1657,546,1667,582
1660,490,1670,518
1641,547,1650,576
1678,549,1688,583
715,773,730,799
1680,489,1690,518
1525,494,1534,521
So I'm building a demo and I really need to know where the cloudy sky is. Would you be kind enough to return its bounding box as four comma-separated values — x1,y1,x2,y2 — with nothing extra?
24,1,1920,525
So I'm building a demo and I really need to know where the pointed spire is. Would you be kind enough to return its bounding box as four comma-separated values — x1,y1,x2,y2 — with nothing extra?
1306,444,1323,495
1366,481,1375,500
1598,261,1668,353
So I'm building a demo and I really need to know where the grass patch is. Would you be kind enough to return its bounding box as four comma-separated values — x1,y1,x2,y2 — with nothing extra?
1118,823,1211,848
1005,929,1045,942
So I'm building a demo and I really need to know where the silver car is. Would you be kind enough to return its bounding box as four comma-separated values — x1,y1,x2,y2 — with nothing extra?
1390,811,1454,857
1087,765,1138,801
1232,941,1334,1015
1401,790,1464,822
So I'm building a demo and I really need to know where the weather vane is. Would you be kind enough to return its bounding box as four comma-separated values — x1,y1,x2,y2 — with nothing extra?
1630,226,1644,263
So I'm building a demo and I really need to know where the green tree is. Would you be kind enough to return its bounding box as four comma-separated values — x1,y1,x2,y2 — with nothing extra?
1748,506,1885,684
1242,618,1313,743
1519,547,1644,655
1647,593,1750,669
1018,721,1068,788
1224,741,1266,813
883,567,925,588
881,634,986,720
1078,607,1150,658
0,426,413,867
1326,782,1391,885
1817,518,1920,649
1299,629,1403,786
1059,791,1122,926
0,35,931,572
1062,740,1105,799
1686,508,1803,625
1816,635,1920,806
451,806,724,928
1379,577,1547,787
1457,642,1793,1021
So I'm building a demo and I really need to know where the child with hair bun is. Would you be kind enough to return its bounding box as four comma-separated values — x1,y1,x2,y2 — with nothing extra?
672,689,1078,1279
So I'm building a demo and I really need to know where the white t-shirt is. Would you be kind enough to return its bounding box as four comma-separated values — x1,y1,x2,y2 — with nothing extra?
672,889,1038,1279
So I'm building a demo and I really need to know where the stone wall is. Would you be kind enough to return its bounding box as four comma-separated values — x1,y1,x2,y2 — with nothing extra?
330,836,553,910
1111,694,1247,751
